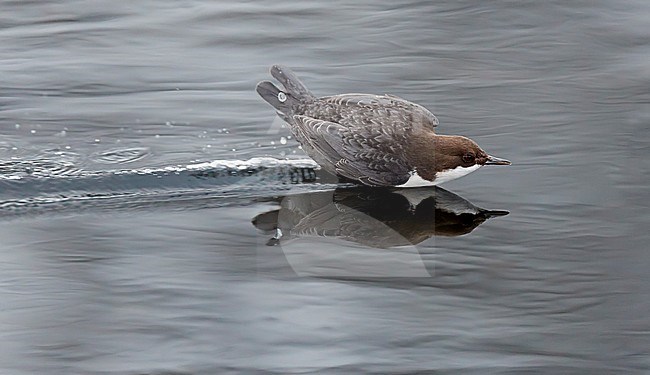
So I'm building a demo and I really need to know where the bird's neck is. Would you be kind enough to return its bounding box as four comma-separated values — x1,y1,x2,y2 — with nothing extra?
407,134,462,181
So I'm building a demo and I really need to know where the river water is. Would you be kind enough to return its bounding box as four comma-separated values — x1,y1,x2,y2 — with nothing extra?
1,0,649,373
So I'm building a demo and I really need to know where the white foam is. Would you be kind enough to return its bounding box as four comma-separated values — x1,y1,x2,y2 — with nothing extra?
185,157,319,171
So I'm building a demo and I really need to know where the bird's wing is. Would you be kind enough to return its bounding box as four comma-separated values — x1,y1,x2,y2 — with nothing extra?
316,94,439,131
292,115,412,186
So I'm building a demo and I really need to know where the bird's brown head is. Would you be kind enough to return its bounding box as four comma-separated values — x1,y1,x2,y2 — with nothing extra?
407,134,511,183
439,135,511,168
431,135,510,168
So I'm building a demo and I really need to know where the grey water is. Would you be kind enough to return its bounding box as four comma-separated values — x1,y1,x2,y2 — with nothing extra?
1,0,649,373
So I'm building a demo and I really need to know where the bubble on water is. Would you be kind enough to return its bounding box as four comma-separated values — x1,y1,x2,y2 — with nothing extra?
270,141,275,146
30,130,36,134
15,124,20,129
155,134,160,138
94,139,101,143
280,136,287,145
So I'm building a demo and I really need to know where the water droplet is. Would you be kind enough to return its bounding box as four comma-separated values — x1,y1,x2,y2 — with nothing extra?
94,139,101,143
270,141,275,145
280,137,287,145
14,124,20,129
155,134,160,138
30,130,36,134
231,148,236,152
277,92,287,102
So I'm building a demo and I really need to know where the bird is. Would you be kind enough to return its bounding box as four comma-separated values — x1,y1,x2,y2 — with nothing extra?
256,65,511,187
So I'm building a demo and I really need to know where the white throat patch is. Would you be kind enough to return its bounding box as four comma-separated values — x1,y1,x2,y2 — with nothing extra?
397,164,482,188
433,164,482,185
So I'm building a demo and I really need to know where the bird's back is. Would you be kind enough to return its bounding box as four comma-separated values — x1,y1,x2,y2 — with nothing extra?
298,93,439,132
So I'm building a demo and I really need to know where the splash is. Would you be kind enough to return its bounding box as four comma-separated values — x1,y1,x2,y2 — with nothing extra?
0,157,332,218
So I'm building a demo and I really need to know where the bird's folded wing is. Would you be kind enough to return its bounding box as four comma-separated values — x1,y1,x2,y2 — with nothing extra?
319,94,439,130
292,115,412,186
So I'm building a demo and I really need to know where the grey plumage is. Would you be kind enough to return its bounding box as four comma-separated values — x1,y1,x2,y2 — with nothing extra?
256,65,443,186
291,115,412,186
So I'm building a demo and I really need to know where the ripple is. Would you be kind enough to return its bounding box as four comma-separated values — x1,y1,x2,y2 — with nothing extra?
90,147,151,164
0,160,83,180
0,157,329,218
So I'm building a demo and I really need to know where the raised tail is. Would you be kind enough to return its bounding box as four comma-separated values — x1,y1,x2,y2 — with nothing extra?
256,65,315,122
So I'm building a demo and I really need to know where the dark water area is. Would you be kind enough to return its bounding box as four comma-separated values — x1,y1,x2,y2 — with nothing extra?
1,0,649,373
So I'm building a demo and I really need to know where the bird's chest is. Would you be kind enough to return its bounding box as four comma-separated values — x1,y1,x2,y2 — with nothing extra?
397,164,482,187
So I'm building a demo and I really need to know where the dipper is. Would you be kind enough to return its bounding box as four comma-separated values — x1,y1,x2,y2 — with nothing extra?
256,65,510,187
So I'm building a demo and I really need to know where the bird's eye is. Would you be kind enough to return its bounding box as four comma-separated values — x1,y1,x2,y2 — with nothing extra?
462,153,475,163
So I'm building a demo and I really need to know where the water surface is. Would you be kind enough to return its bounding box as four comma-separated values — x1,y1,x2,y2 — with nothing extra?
1,0,649,373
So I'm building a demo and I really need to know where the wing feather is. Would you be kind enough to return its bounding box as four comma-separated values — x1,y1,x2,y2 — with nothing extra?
308,94,439,131
292,115,412,186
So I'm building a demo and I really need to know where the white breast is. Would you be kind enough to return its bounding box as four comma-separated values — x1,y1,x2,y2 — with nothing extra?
396,164,482,188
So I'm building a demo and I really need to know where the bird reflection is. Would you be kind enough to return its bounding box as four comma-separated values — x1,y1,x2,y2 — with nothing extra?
252,186,508,249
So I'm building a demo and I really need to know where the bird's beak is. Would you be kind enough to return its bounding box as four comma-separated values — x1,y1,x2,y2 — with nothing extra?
485,155,511,165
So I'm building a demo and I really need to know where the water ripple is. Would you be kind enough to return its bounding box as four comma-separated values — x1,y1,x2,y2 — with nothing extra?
0,157,332,218
89,147,151,164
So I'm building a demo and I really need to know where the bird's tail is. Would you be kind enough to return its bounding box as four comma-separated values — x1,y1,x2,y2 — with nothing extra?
256,65,315,122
